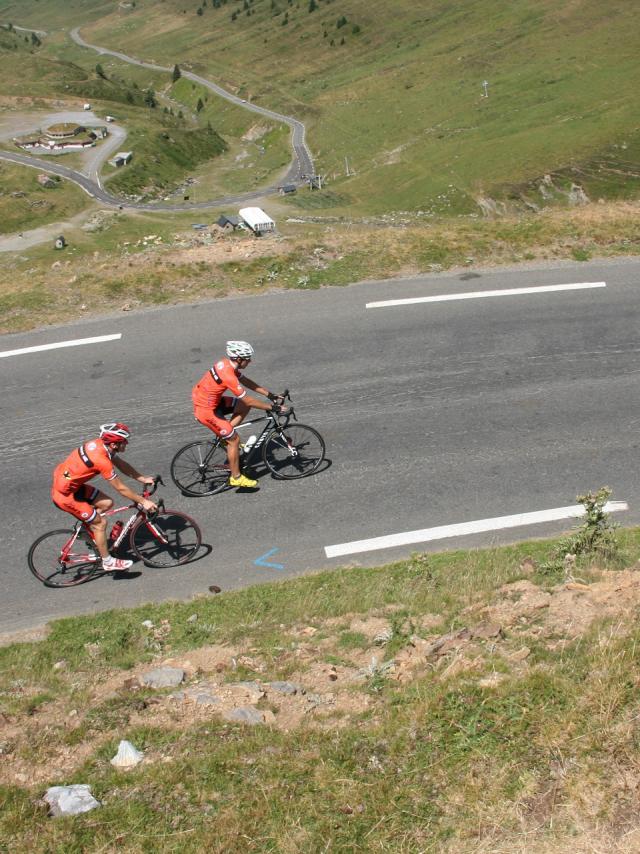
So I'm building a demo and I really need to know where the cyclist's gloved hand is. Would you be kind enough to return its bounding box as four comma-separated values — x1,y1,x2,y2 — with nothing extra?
271,403,289,416
268,392,286,405
140,497,158,513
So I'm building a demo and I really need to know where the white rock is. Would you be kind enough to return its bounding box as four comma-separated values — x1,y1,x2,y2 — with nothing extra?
44,784,101,817
110,740,144,768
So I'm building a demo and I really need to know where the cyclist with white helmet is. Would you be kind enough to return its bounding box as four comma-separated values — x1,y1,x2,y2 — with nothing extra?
51,423,157,572
192,340,287,488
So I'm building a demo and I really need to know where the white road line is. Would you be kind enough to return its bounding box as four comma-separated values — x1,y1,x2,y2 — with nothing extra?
365,281,606,309
0,333,122,359
324,500,629,559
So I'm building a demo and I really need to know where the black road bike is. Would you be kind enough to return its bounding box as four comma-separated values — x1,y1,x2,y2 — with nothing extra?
170,391,325,497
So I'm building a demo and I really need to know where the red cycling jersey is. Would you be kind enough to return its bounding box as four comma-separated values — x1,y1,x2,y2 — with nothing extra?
52,438,117,496
192,358,246,409
51,438,118,522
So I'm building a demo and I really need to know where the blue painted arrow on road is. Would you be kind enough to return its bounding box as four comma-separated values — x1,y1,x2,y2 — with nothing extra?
254,548,284,570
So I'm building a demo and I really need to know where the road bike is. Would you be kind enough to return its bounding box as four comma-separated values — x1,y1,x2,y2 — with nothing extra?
170,391,325,497
28,476,202,588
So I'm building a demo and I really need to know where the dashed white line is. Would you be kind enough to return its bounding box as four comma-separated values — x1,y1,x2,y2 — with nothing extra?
324,500,628,559
365,281,606,309
0,333,122,359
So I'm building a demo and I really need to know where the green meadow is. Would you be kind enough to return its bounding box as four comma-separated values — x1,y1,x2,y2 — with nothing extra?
2,0,632,216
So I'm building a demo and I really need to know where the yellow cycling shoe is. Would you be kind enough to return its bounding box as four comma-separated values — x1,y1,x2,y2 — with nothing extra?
229,473,258,488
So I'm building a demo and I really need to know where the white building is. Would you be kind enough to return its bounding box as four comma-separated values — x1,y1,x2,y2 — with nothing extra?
238,207,275,235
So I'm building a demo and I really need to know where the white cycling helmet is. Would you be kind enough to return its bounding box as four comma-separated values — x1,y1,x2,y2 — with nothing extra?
226,340,254,360
99,422,131,442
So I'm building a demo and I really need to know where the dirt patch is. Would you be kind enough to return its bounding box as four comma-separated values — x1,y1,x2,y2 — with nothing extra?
478,570,640,638
242,124,270,142
0,624,50,648
166,230,288,265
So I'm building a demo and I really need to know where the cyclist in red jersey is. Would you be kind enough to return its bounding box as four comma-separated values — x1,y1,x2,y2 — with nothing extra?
51,423,157,572
192,340,287,488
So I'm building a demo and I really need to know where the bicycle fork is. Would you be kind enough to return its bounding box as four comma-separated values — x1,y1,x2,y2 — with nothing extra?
278,430,298,457
143,518,169,545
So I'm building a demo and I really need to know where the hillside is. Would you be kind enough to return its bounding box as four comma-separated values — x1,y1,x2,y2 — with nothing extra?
4,530,640,851
2,0,638,215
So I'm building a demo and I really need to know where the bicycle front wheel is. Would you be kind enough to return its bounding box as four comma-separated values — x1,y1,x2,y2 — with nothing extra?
170,440,230,496
262,423,326,480
28,529,100,588
130,511,202,568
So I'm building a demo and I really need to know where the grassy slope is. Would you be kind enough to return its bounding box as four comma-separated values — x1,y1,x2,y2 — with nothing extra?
2,0,638,216
0,162,90,234
9,0,635,216
104,124,227,199
3,530,640,850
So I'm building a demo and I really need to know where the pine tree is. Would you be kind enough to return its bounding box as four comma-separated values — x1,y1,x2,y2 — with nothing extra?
172,64,181,82
196,97,204,112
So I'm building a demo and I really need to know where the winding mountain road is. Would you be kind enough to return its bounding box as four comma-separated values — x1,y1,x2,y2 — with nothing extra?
0,25,314,212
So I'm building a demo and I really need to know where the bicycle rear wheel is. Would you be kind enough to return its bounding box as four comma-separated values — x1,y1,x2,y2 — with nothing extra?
262,423,326,479
129,511,202,568
170,440,230,496
28,529,101,588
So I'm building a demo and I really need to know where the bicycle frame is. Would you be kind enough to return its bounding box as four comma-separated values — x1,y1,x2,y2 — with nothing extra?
238,413,281,464
60,497,169,567
201,411,298,469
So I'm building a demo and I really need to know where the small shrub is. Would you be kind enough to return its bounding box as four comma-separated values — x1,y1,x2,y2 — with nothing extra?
541,487,621,575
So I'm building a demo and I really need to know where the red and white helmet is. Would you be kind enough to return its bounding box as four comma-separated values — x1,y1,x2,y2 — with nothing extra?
100,422,131,443
226,340,254,360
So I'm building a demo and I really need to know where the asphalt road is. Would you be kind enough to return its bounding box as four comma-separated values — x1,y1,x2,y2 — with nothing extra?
2,257,640,633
